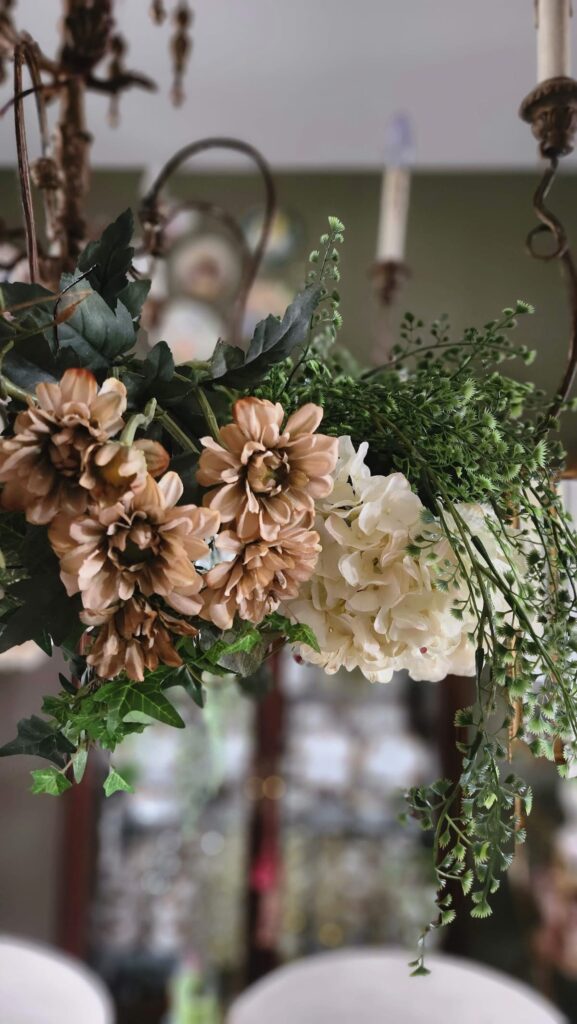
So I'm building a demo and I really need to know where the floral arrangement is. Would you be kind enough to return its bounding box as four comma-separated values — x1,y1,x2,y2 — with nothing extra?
1,208,577,956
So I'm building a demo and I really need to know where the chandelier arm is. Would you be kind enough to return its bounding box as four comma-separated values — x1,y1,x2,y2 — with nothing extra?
139,137,276,345
134,198,251,265
13,44,39,284
549,246,577,421
525,156,577,422
526,157,568,259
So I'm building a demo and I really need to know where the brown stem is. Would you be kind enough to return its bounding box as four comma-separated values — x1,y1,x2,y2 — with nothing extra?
139,136,276,345
13,44,39,283
53,75,91,271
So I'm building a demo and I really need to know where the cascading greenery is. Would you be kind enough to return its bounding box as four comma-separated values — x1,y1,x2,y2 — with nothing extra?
260,289,577,968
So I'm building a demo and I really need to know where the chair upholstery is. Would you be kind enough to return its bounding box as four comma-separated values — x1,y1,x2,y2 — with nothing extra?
227,948,566,1024
0,935,114,1024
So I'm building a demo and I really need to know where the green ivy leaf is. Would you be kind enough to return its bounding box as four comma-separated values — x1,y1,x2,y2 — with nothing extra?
210,285,321,386
164,663,206,708
118,679,186,729
264,612,320,652
30,767,72,796
0,715,75,767
71,748,88,784
77,209,134,308
103,767,134,797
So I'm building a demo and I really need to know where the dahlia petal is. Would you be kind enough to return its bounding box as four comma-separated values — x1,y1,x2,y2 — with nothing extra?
59,368,98,406
233,397,283,441
35,382,63,414
134,439,170,478
157,471,183,508
89,390,126,435
205,481,244,520
165,591,203,616
213,424,247,454
285,403,323,438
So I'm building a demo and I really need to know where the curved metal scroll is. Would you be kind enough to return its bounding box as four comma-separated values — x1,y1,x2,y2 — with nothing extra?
526,157,577,424
139,137,276,345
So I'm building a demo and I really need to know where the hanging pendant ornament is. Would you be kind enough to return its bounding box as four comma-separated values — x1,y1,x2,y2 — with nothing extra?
150,0,167,25
107,32,127,127
171,1,193,106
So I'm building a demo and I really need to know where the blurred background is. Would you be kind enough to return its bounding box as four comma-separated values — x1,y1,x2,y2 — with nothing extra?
2,2,577,1022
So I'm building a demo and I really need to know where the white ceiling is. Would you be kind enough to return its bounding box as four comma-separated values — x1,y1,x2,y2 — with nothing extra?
0,0,574,171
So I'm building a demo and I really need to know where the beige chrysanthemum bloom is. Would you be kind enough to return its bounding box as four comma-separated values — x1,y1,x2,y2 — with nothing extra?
49,471,220,616
0,368,127,524
80,437,170,502
197,397,338,541
200,521,321,630
82,597,196,682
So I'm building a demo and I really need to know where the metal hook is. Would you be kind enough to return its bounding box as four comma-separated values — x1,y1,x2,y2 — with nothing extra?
526,157,569,260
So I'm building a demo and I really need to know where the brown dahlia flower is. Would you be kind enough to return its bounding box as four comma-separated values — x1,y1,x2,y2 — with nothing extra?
49,471,220,616
200,521,321,630
0,368,127,524
197,397,338,541
82,597,196,682
80,437,170,502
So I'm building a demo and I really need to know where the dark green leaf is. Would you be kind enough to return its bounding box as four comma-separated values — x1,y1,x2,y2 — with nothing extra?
59,672,79,696
143,340,175,382
0,569,81,652
169,452,200,503
210,285,321,385
209,341,244,379
2,336,58,391
217,642,267,678
77,209,134,308
1,282,56,337
164,663,206,708
117,278,151,319
264,612,320,652
122,681,185,727
56,277,136,370
0,715,75,767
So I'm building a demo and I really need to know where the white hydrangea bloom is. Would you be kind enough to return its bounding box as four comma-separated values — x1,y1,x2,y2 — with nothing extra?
286,437,522,684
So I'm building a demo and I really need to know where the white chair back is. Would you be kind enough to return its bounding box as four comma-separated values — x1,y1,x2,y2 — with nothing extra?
0,935,114,1024
227,948,566,1024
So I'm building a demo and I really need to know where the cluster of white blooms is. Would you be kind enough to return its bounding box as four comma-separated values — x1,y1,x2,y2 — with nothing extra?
286,437,522,684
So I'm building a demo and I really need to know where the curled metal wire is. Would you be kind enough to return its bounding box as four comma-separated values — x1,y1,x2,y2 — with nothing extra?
526,157,569,260
527,156,577,422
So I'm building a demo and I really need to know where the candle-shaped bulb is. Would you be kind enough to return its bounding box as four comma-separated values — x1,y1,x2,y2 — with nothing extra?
376,113,414,263
537,0,572,82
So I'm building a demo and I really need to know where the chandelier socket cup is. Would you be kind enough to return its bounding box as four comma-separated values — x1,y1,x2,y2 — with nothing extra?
520,76,577,158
